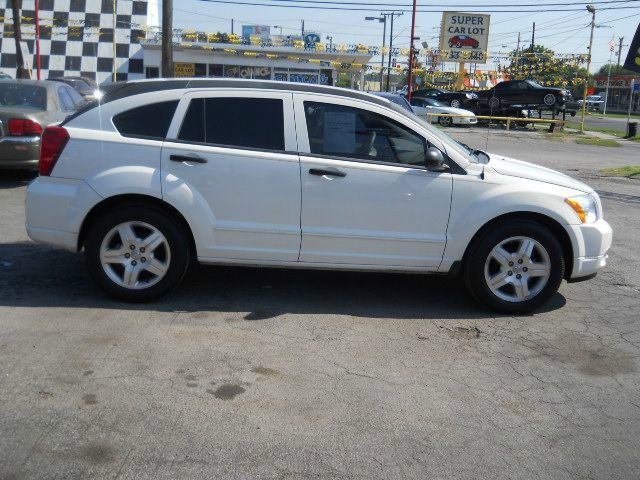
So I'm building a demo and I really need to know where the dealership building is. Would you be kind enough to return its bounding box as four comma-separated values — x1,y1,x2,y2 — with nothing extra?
593,75,640,112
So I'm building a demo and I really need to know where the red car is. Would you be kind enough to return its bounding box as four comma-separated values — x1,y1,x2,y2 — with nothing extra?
448,35,479,49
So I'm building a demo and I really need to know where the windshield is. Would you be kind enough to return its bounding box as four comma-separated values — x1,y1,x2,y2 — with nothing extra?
526,80,543,88
64,79,92,91
0,84,47,110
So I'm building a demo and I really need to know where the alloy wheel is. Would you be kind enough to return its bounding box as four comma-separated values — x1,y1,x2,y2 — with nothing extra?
99,221,171,290
483,236,551,302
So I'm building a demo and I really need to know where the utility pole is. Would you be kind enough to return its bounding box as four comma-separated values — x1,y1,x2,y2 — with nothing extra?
11,0,29,79
386,12,403,92
515,32,521,76
529,22,535,78
616,36,624,71
301,20,305,37
580,5,596,133
231,19,234,35
112,0,117,82
407,0,418,100
162,0,173,78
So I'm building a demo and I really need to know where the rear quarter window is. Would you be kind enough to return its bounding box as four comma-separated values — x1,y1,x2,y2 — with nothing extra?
112,100,179,139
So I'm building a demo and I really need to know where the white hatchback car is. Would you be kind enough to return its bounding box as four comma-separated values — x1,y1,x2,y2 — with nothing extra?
26,79,612,313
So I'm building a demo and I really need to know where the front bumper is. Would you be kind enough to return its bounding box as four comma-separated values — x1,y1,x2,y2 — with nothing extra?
0,135,40,170
567,219,613,279
452,116,478,125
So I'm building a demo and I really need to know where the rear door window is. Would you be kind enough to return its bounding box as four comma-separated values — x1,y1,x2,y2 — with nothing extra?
113,100,179,139
57,86,75,111
178,97,285,151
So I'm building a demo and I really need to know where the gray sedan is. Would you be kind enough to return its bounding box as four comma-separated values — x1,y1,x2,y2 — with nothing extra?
0,79,85,170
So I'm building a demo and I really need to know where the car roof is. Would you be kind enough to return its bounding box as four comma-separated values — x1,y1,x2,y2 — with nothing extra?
97,78,392,108
0,78,61,90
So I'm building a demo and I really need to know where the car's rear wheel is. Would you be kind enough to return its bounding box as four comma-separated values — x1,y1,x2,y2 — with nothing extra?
438,116,453,127
543,93,556,106
84,206,190,302
464,221,564,313
450,99,461,108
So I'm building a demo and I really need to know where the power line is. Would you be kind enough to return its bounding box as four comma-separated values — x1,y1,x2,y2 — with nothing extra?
196,0,640,12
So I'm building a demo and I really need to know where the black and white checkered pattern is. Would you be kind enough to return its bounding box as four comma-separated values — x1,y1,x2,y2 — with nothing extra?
0,0,151,85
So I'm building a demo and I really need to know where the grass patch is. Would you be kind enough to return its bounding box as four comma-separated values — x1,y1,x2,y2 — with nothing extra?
574,137,621,147
600,166,640,177
588,112,640,120
565,122,627,138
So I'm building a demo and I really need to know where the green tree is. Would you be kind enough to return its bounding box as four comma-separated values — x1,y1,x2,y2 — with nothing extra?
596,64,637,76
506,44,591,89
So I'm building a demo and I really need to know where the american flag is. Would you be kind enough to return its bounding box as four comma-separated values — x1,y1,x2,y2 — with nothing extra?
609,38,617,52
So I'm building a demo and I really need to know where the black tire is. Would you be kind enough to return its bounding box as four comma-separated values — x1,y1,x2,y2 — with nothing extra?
84,205,190,302
450,99,461,108
488,96,500,109
438,116,453,127
463,221,565,314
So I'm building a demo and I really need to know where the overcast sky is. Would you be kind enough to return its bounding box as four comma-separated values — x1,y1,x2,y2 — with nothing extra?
161,0,640,73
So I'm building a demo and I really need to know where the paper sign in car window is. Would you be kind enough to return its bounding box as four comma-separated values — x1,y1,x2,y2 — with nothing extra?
324,111,356,154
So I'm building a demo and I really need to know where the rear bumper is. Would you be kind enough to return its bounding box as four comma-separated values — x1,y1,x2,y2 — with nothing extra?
567,219,613,280
0,135,40,170
26,176,103,252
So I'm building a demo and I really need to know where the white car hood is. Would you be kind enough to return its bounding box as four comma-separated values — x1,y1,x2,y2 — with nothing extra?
488,154,593,193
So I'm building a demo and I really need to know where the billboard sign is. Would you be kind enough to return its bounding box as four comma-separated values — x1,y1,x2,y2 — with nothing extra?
242,25,270,41
304,32,321,48
439,12,490,64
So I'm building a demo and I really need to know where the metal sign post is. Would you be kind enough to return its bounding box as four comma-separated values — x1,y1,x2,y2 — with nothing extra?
628,79,637,131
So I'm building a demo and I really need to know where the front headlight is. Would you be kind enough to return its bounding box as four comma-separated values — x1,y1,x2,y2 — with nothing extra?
565,194,598,224
465,93,473,99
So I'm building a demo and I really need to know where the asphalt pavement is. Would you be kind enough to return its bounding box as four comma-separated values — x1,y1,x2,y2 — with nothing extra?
0,130,639,479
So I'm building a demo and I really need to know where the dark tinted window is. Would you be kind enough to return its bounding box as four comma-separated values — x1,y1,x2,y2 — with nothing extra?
113,100,179,139
304,101,428,166
178,98,205,143
178,97,285,151
0,84,47,110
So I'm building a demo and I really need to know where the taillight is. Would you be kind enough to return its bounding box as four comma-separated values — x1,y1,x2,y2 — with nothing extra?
39,126,69,176
8,118,43,136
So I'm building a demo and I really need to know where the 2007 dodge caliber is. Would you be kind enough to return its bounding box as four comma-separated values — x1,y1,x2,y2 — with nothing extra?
26,79,612,313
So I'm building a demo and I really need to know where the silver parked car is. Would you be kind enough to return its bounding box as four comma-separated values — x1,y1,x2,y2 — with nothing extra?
0,79,85,170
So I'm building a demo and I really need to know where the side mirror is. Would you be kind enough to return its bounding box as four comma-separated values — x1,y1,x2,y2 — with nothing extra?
425,147,448,172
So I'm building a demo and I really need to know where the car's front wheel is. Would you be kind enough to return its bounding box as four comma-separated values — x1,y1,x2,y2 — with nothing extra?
450,99,461,108
438,116,453,127
464,221,565,313
543,93,557,106
84,206,190,302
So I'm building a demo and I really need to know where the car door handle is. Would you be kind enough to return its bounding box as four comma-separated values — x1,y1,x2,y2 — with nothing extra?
170,154,207,164
309,168,346,178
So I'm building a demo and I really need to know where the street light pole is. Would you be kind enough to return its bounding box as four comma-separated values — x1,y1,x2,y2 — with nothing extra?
580,5,596,133
386,12,403,92
365,15,387,91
